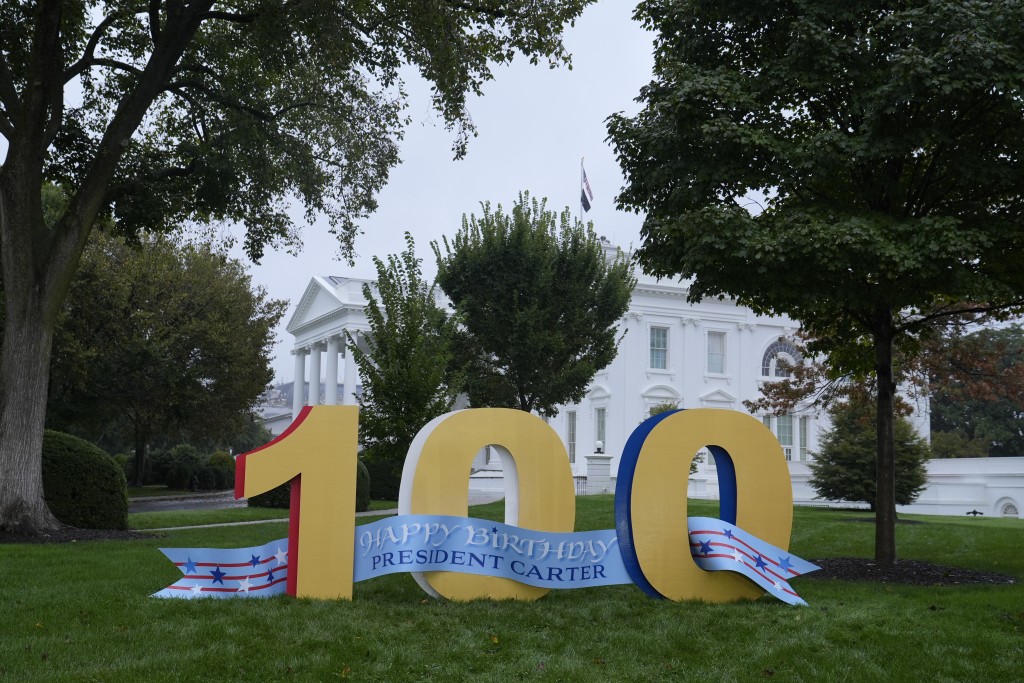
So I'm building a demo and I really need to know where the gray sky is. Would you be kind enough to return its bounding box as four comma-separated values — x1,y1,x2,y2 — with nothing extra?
229,1,655,383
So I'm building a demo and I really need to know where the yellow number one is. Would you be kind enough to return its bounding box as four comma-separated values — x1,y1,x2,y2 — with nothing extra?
235,405,358,599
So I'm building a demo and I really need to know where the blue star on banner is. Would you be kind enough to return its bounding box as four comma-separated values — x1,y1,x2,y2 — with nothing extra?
686,517,819,606
152,538,289,600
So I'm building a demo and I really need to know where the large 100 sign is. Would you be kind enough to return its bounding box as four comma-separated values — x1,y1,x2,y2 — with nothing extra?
153,407,818,605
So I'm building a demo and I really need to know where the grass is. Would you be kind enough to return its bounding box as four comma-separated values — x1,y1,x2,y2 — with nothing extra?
3,497,1022,682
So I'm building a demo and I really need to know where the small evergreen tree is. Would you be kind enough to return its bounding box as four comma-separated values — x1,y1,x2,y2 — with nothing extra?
810,390,929,510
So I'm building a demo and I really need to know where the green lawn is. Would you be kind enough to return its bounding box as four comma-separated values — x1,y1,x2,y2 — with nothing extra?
2,497,1022,682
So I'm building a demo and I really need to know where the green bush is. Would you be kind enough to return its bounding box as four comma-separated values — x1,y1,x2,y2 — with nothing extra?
248,459,372,512
207,450,235,491
247,481,291,508
362,443,404,500
193,466,217,491
41,430,128,530
355,459,371,513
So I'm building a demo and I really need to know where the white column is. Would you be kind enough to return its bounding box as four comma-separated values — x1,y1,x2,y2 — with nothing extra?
342,331,359,405
308,342,322,406
291,348,307,419
324,336,340,405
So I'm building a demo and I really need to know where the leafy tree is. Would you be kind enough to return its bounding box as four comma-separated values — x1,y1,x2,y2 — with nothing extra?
810,389,929,510
433,192,636,416
925,325,1024,457
348,234,462,500
45,232,285,486
608,2,1024,563
0,0,592,533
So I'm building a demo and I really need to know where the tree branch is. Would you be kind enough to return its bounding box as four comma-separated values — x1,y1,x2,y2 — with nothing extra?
64,13,119,83
0,51,21,121
149,0,163,44
195,10,257,24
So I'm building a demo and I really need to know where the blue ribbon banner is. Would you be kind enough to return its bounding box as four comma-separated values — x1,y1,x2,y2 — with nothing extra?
153,516,817,604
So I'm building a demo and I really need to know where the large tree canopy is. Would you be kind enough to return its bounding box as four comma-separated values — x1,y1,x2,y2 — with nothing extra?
608,1,1024,563
926,324,1024,458
433,192,635,416
0,0,593,532
46,232,285,486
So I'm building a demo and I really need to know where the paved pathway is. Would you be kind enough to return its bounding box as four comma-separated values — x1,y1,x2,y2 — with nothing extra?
134,490,507,532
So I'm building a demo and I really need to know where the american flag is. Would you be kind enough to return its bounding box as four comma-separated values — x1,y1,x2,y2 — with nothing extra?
581,165,594,212
152,537,289,599
687,517,819,606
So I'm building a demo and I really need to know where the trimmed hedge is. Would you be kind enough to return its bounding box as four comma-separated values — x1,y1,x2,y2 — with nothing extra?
42,430,128,530
249,459,371,512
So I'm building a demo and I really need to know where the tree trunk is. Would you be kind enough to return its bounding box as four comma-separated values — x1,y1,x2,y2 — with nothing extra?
0,289,62,533
873,311,898,565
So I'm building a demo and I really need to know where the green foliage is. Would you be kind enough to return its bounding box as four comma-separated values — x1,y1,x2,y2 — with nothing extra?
810,392,930,509
355,459,371,514
927,325,1024,457
607,1,1024,562
248,459,371,512
930,430,989,459
349,234,462,499
247,483,291,510
41,430,127,530
361,443,406,502
648,402,678,416
0,0,591,534
46,232,285,486
434,192,636,416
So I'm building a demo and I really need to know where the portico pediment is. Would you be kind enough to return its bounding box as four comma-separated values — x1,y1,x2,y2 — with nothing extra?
286,277,349,335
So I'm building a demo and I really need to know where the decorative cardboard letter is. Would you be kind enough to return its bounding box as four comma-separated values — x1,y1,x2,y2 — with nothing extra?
398,408,576,601
616,409,794,603
234,405,358,599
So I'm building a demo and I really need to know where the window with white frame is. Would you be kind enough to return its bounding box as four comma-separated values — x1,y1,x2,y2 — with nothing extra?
799,417,809,461
567,411,577,463
777,415,794,460
707,331,726,374
595,407,607,451
649,326,669,369
761,339,802,378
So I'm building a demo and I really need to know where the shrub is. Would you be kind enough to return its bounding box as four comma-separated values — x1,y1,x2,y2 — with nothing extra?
356,459,371,512
248,459,372,512
158,445,208,490
193,466,217,491
41,430,128,530
207,450,235,491
362,443,404,501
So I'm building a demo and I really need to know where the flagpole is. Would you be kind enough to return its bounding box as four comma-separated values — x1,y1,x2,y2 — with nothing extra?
579,157,584,224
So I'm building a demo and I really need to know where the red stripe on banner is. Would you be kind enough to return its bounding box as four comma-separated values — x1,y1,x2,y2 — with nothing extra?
177,561,261,569
251,577,289,591
288,476,301,597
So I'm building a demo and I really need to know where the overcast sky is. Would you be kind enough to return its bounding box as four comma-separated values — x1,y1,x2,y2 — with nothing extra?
229,1,656,382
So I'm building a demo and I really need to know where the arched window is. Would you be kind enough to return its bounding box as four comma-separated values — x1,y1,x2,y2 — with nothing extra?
761,339,802,378
1002,502,1019,518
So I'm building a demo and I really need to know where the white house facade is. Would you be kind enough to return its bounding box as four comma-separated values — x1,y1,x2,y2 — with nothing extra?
263,244,1024,518
279,245,841,489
